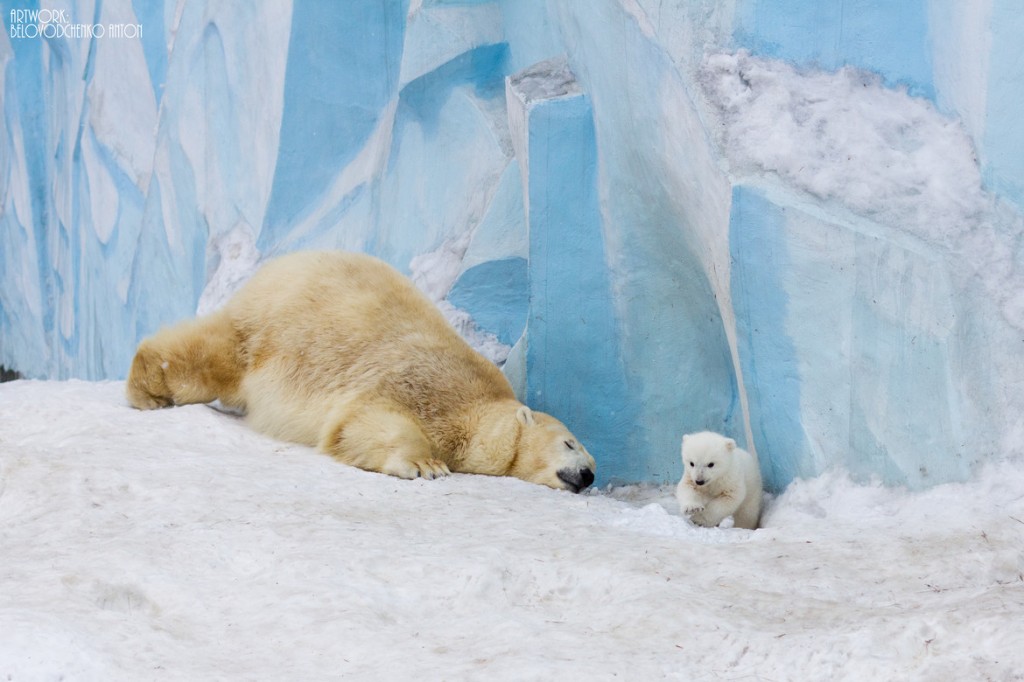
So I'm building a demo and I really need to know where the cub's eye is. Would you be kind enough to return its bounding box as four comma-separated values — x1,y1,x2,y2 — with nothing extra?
564,440,576,450
689,462,694,467
708,462,715,468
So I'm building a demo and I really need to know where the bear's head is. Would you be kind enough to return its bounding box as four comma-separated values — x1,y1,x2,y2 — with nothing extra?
509,406,596,493
681,431,736,488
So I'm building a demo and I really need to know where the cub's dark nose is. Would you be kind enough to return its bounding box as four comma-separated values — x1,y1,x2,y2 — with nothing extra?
557,467,595,493
695,479,706,486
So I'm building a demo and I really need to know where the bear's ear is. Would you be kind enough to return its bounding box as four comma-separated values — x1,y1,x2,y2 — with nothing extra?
516,405,536,427
725,438,736,451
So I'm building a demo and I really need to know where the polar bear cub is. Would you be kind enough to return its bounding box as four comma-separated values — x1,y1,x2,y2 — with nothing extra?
675,431,762,530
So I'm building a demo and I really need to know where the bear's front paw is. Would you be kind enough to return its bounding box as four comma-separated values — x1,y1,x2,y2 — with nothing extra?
384,457,452,481
413,458,451,480
683,504,705,516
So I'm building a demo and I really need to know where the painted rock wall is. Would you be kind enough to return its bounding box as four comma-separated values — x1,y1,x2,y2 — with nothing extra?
2,0,1021,490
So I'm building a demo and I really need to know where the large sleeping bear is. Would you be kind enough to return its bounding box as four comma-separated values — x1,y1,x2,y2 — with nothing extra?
127,251,596,493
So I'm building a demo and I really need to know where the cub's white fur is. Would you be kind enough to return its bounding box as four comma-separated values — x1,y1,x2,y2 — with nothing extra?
675,431,762,530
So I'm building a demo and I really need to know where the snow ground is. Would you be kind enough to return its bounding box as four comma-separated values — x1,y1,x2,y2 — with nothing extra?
1,381,1022,680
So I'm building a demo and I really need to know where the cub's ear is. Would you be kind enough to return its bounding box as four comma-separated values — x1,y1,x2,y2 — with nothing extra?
725,438,736,451
516,405,536,427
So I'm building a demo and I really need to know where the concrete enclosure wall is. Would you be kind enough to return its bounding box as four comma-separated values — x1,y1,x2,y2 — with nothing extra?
2,0,1022,490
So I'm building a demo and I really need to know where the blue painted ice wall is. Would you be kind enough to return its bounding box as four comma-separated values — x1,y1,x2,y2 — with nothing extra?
504,60,638,482
2,1,1022,490
734,0,936,98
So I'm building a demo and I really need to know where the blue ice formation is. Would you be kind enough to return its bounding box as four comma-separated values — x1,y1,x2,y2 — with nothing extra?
2,0,1022,490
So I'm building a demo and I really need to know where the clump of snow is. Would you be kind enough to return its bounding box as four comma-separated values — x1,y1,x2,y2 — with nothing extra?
410,235,512,366
436,300,511,366
701,50,1024,333
507,56,582,104
409,233,472,303
196,222,261,316
1,380,1022,679
702,50,987,244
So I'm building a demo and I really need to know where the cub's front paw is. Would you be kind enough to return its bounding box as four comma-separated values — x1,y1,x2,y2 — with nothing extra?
683,504,705,516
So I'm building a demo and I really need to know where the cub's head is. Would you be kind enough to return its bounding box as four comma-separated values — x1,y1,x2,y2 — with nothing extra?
509,406,596,493
682,431,736,488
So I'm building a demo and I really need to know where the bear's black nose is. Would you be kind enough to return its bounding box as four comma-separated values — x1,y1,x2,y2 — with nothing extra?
557,467,595,493
695,479,706,486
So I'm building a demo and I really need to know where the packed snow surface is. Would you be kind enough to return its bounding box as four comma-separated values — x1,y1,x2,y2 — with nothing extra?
1,381,1022,679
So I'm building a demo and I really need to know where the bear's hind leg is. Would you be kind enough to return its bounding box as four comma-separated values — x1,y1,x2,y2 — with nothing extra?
320,397,450,480
731,494,762,530
127,313,242,410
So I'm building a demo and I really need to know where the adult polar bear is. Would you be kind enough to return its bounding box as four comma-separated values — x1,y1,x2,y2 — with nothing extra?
127,251,596,493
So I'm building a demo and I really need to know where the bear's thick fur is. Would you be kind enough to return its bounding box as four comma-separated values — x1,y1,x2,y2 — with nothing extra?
675,431,762,529
127,251,596,492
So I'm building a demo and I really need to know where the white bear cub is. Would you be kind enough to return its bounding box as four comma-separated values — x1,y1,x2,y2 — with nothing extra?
676,431,763,530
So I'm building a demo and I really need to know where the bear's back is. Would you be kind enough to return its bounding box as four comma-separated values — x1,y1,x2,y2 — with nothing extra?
226,251,514,438
230,251,441,335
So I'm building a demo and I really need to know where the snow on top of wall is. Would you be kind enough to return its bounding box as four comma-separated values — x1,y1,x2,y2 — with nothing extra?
702,50,1024,332
507,56,582,104
701,50,986,246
